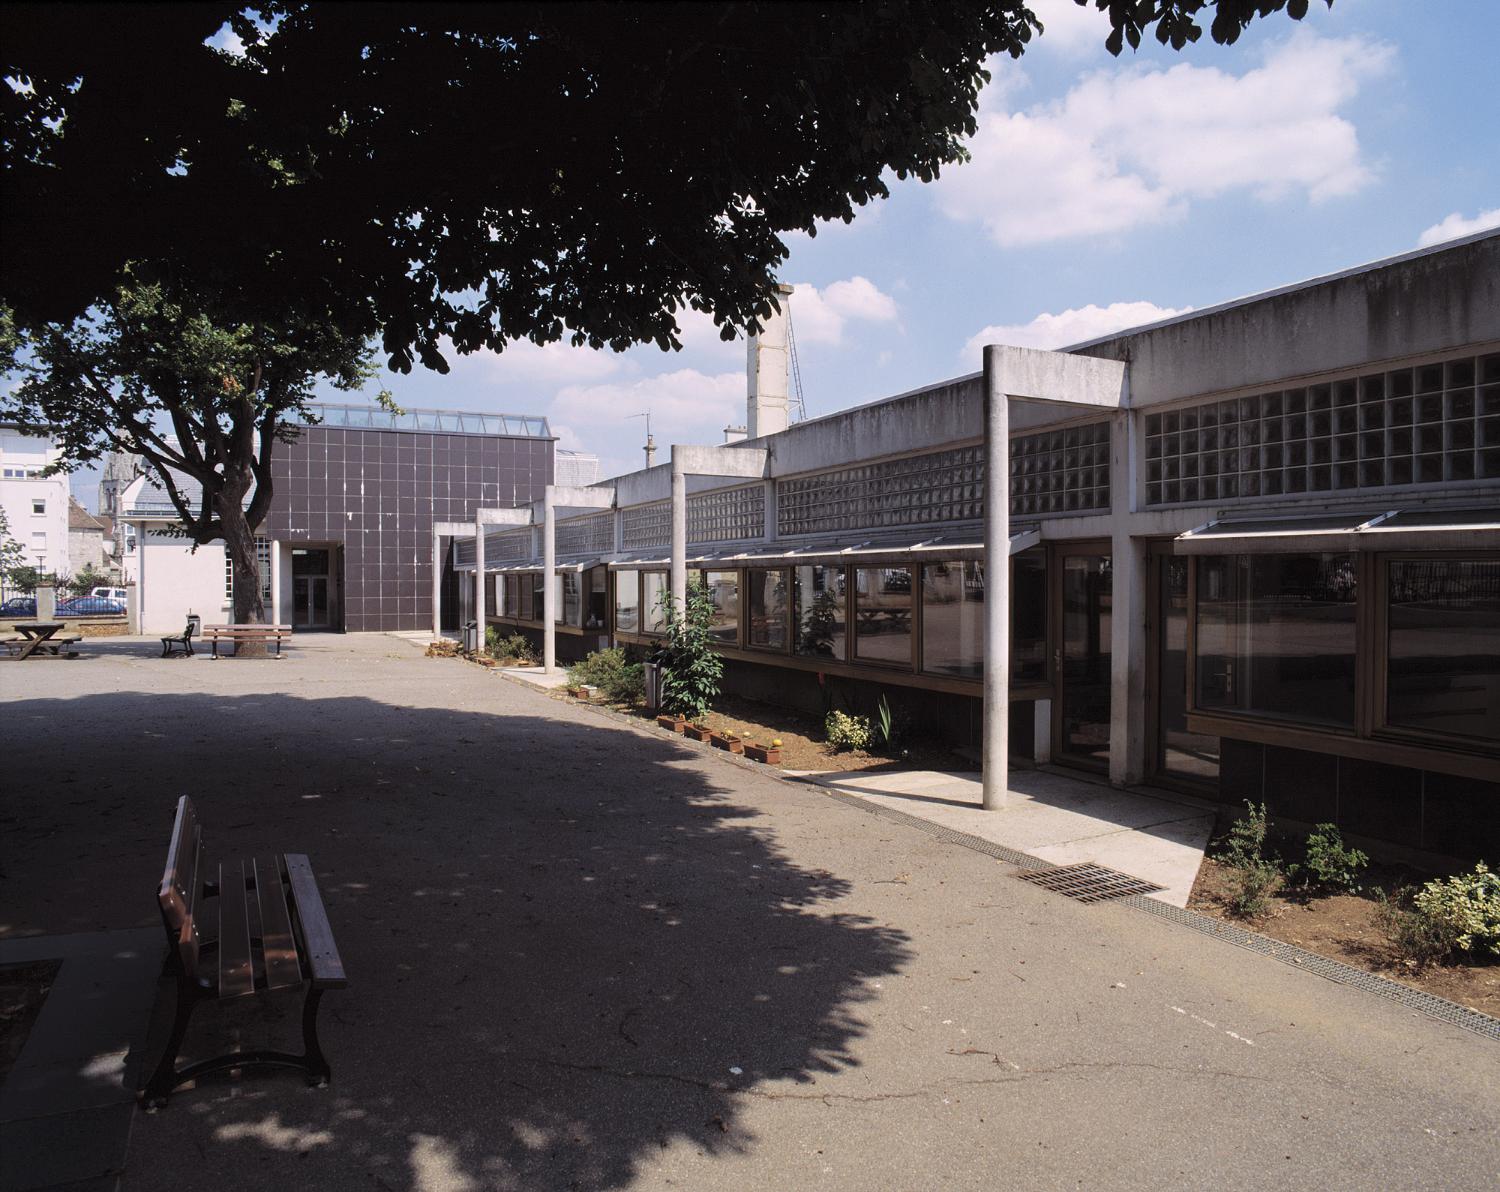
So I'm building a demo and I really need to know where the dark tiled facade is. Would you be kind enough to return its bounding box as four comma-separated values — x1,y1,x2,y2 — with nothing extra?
263,426,551,632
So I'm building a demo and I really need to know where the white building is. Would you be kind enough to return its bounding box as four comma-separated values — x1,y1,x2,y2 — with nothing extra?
556,449,601,487
0,425,70,576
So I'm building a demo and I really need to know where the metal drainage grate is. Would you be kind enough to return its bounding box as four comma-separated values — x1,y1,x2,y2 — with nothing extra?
1015,862,1164,904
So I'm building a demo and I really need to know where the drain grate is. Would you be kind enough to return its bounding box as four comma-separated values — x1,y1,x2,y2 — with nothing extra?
1015,861,1164,903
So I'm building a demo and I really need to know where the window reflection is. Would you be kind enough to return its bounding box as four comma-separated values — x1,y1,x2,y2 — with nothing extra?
792,565,844,658
749,569,789,650
1012,550,1047,684
921,561,983,678
700,570,740,645
853,567,912,665
1387,558,1500,743
642,572,668,635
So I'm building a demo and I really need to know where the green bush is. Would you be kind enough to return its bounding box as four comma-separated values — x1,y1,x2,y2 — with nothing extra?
824,710,872,752
1215,802,1282,919
485,627,536,664
655,581,723,720
1378,894,1458,968
567,647,644,703
872,694,910,754
1412,862,1500,959
1294,823,1369,894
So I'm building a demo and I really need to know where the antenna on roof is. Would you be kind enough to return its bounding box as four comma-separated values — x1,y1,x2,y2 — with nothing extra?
629,411,655,468
787,308,807,423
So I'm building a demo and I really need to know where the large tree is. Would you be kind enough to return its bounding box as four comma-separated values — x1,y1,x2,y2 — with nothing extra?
1,2,1325,370
1,280,380,632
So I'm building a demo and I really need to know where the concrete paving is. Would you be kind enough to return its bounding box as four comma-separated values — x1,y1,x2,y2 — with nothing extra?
0,633,1496,1191
791,769,1216,906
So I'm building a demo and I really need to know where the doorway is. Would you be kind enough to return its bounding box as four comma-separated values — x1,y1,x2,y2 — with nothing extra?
1052,544,1112,770
292,548,334,629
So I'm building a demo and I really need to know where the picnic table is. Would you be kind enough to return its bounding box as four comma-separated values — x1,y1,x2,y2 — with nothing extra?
1,622,81,660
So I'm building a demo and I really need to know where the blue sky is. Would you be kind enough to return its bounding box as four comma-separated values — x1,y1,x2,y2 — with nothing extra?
79,0,1500,503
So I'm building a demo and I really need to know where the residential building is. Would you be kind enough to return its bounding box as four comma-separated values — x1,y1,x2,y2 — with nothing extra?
67,498,109,576
456,231,1500,862
0,425,70,576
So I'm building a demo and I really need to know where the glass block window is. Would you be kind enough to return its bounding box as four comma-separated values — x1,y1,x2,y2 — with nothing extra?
778,446,983,537
487,530,531,561
556,512,613,555
622,501,670,550
687,485,765,544
1147,352,1500,506
1009,422,1111,516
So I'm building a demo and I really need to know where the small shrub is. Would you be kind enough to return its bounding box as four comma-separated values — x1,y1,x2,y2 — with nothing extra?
655,582,723,720
568,647,644,703
1215,801,1282,919
824,710,872,752
1294,823,1369,894
1378,893,1460,968
1412,862,1500,959
486,628,537,664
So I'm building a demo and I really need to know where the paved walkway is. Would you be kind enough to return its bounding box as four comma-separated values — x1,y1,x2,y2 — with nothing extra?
792,769,1215,906
1,634,1496,1191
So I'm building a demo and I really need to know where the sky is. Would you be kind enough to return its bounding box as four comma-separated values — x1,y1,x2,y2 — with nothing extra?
76,0,1500,504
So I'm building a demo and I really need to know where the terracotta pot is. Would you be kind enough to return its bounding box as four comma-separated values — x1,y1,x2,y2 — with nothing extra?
744,744,782,765
684,725,713,742
656,713,686,733
710,732,744,754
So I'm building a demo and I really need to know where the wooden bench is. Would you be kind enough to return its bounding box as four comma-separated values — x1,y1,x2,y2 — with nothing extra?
144,795,347,1108
161,620,197,658
26,633,82,657
203,623,292,658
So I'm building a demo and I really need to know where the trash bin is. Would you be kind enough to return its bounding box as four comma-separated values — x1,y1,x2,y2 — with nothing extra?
187,613,202,636
642,661,661,712
463,619,480,654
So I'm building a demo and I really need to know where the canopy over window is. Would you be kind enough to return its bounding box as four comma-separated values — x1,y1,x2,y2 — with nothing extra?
1174,507,1500,555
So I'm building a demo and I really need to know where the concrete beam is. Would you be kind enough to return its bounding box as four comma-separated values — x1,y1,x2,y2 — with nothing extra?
986,345,1128,409
435,522,477,538
477,507,532,526
528,485,614,521
670,444,771,480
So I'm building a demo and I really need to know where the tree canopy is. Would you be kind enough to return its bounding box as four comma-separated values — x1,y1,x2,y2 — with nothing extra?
2,1,1325,372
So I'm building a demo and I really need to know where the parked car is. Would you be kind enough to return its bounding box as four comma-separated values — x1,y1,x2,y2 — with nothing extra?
0,595,38,617
90,586,128,602
58,595,127,617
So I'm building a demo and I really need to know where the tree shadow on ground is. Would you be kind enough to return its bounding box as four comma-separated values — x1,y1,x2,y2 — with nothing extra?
0,690,911,1190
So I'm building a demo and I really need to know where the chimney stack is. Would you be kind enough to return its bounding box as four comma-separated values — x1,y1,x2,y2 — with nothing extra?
643,432,656,469
746,283,793,439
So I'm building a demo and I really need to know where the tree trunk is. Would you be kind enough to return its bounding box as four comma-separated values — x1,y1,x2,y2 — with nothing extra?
219,479,268,657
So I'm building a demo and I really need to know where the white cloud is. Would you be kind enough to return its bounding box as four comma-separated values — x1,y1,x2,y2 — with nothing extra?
1417,207,1500,249
464,338,622,386
205,23,246,56
1026,0,1114,56
963,300,1191,359
936,32,1392,247
787,276,899,345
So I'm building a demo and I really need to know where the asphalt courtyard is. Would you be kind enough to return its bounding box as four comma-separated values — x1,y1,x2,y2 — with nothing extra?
1,634,1497,1191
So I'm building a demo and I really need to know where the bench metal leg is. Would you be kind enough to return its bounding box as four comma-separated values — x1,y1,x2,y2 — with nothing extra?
143,981,332,1109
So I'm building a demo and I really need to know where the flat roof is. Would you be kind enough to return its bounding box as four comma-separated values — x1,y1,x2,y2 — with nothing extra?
293,402,553,439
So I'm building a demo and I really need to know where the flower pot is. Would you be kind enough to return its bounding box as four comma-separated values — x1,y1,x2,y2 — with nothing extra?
710,732,744,754
684,724,713,742
657,713,686,733
744,743,782,765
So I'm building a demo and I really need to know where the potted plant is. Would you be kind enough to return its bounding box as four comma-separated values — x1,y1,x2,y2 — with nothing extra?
745,737,783,765
710,728,744,754
656,711,687,733
684,722,714,742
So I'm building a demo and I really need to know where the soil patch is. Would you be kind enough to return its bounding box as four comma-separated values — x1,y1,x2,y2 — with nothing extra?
1190,857,1500,1018
0,959,61,1084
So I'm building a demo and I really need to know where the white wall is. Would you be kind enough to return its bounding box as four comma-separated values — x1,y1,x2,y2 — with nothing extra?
134,526,233,634
0,428,70,574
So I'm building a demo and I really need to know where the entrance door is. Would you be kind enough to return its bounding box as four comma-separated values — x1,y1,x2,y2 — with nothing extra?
1147,545,1219,788
1054,546,1112,769
291,549,332,629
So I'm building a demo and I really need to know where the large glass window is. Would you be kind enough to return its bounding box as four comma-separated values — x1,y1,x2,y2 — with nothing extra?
700,570,740,645
560,572,580,626
518,573,533,621
1012,550,1047,684
586,568,607,629
530,574,546,622
749,569,789,650
1386,558,1500,744
1157,553,1219,784
1196,553,1357,728
853,567,912,666
921,562,983,678
792,565,844,658
614,569,639,633
643,572,669,635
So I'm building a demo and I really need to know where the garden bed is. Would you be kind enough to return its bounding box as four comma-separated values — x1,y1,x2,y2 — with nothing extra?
1190,856,1499,1018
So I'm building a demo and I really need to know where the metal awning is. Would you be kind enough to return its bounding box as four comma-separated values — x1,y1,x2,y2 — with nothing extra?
1174,506,1500,555
602,530,1040,570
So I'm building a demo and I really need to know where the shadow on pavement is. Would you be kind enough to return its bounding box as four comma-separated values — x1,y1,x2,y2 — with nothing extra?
0,690,911,1190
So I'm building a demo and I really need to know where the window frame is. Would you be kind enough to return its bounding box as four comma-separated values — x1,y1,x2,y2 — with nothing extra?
849,565,916,670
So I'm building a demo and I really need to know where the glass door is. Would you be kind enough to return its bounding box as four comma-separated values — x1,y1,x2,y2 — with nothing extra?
291,549,331,629
1054,546,1112,770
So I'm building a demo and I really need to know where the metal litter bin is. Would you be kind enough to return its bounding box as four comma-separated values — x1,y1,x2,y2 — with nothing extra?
643,661,661,712
463,619,480,654
187,613,202,636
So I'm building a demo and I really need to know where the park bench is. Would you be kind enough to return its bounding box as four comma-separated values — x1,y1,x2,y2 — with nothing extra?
160,620,196,658
144,795,347,1108
203,623,292,658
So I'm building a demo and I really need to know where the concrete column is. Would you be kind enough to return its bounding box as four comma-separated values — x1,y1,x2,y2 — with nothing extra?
670,454,687,617
475,520,486,636
762,478,777,542
981,348,1010,811
37,584,56,621
125,582,140,635
431,533,443,638
543,489,557,673
1108,408,1148,786
270,540,283,627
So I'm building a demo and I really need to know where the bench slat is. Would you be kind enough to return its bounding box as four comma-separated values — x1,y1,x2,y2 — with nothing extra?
218,860,256,999
158,797,199,932
284,854,347,989
254,856,303,991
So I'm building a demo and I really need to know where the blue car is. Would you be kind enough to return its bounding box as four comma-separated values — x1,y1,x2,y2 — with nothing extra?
57,595,127,617
0,596,38,617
